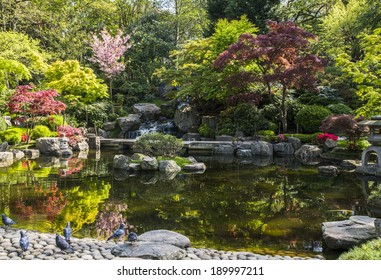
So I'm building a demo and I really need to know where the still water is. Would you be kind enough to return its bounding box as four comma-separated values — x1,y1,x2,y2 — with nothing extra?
0,150,372,259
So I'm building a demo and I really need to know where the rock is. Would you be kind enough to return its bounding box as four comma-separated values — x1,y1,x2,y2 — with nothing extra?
182,163,206,173
287,137,302,152
23,149,40,159
159,160,181,174
12,150,25,160
117,114,141,131
113,155,130,170
132,103,161,121
236,149,253,157
36,138,60,155
128,163,141,171
215,135,234,141
294,145,322,165
322,216,377,250
72,140,89,152
251,141,273,156
340,160,359,170
0,142,9,152
318,165,339,176
323,139,338,152
3,116,12,127
138,230,191,248
214,144,234,155
174,107,201,132
103,121,117,131
111,242,186,260
131,153,147,161
273,142,294,156
0,152,14,167
140,156,159,171
182,133,201,141
87,135,100,150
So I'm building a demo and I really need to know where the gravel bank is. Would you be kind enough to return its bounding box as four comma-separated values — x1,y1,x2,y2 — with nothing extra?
0,227,324,260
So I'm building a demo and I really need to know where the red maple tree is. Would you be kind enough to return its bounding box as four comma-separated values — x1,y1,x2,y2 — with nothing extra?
214,21,325,132
8,84,67,142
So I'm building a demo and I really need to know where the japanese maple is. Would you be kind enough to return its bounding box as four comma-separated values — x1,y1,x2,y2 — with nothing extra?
214,21,325,132
8,85,67,143
89,29,132,107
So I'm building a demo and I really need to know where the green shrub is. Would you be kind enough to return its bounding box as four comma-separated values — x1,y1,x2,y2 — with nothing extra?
295,105,332,133
217,104,269,136
133,132,183,157
40,115,64,131
198,123,215,138
66,101,112,127
0,116,8,132
339,239,381,260
30,125,52,139
0,128,26,145
327,103,353,115
284,133,320,144
257,130,275,136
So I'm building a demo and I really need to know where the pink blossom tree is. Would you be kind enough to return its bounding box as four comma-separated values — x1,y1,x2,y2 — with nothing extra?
8,84,67,143
89,29,132,110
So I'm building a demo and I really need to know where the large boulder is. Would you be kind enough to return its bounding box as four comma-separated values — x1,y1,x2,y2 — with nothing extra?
0,152,13,167
174,106,201,132
159,160,181,174
287,137,302,152
323,139,338,152
117,114,141,131
36,137,60,155
251,141,273,156
140,156,159,171
114,155,130,170
273,142,294,156
72,140,89,152
322,216,377,250
236,149,253,157
111,242,186,260
138,230,191,248
294,144,322,160
111,229,190,260
132,103,161,121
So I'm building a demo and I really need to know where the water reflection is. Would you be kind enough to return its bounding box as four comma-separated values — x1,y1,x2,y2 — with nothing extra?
0,151,372,259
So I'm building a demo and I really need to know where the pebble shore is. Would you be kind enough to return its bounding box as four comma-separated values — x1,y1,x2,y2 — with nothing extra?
0,227,324,260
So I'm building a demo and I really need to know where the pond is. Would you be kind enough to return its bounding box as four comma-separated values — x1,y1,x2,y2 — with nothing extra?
0,150,374,259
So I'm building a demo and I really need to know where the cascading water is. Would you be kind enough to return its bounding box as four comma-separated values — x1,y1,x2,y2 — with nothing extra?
124,120,177,139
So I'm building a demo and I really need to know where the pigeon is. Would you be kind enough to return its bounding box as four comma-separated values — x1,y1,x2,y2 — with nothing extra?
55,233,74,253
63,222,72,242
107,223,125,241
127,232,138,244
2,213,16,226
19,231,29,252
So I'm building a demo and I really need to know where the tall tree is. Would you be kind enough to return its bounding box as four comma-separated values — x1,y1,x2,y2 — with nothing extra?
160,0,209,46
157,16,258,111
214,21,325,132
90,29,132,109
206,0,280,33
336,28,381,117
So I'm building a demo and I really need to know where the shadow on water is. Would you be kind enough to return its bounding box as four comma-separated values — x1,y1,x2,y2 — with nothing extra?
0,151,373,259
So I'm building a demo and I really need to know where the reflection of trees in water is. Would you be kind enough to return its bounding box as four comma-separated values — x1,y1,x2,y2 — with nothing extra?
122,165,363,253
52,181,111,235
95,202,128,239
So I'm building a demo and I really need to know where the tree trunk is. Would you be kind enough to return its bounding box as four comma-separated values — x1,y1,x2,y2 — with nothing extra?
109,79,114,114
280,86,288,133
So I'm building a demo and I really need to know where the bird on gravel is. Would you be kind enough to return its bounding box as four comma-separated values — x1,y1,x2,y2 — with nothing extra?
55,233,74,253
63,222,72,242
19,231,29,252
127,232,138,244
107,223,126,241
2,213,16,226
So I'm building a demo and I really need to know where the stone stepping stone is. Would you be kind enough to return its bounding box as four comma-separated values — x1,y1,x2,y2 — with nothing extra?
138,229,191,248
